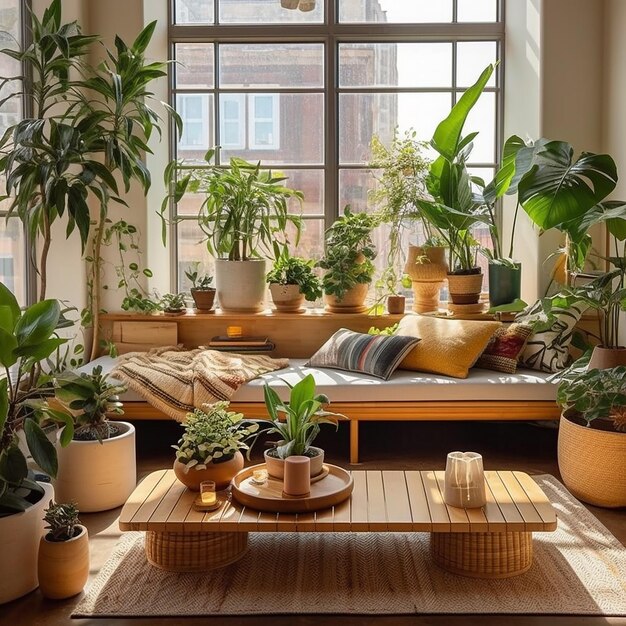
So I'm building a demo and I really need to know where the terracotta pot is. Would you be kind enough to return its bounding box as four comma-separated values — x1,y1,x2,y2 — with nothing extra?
38,525,89,600
269,283,305,312
190,288,216,311
558,414,626,508
264,447,324,479
0,482,53,604
588,346,626,370
54,421,136,513
324,283,369,313
173,451,244,491
447,271,483,305
387,295,406,314
215,259,266,313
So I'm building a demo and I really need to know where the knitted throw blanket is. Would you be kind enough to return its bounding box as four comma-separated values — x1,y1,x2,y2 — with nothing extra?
111,346,289,421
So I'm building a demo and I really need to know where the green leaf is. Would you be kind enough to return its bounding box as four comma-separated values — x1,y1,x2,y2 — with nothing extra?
289,374,315,414
23,419,58,478
0,444,28,484
518,142,618,230
0,282,20,326
14,299,60,348
431,64,495,162
483,135,527,204
0,327,18,367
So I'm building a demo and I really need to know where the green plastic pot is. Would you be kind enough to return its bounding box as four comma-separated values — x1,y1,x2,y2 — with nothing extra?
488,262,521,307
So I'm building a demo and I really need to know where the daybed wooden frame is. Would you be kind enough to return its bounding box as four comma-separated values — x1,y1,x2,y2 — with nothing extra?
99,311,562,463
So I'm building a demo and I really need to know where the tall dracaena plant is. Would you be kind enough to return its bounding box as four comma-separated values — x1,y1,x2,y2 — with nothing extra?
0,0,180,361
418,64,495,273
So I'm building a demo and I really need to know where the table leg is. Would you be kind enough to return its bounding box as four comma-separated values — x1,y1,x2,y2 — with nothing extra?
430,531,532,579
145,531,248,572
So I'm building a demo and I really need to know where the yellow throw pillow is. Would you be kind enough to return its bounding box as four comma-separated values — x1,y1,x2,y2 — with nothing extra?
396,314,501,379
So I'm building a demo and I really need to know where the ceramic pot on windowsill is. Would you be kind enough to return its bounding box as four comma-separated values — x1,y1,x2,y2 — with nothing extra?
587,346,626,370
269,283,306,313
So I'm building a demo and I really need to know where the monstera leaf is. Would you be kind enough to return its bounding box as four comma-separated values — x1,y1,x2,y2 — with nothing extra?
518,141,618,231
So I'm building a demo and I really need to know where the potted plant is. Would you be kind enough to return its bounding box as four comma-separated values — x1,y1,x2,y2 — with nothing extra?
318,207,377,313
185,267,216,311
369,130,447,313
0,1,180,361
160,292,187,315
556,360,626,507
164,150,303,313
261,374,343,479
0,284,70,603
38,501,89,600
51,366,136,512
266,253,322,312
173,402,260,490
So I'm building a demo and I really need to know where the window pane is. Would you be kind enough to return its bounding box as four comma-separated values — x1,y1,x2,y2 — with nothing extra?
175,44,214,89
457,0,498,23
339,0,452,23
176,93,214,158
339,92,450,164
0,216,26,304
339,43,452,88
0,0,21,139
175,0,214,24
219,0,324,24
219,44,324,89
288,219,325,260
339,168,380,212
457,42,497,88
219,93,323,165
176,220,213,291
456,92,496,163
279,169,324,215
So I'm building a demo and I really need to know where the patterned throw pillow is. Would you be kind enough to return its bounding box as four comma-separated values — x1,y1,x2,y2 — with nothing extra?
396,314,501,379
514,300,587,372
306,328,420,380
475,323,534,374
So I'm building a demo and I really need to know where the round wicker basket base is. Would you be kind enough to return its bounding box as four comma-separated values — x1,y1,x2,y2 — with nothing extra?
146,531,248,572
430,531,532,579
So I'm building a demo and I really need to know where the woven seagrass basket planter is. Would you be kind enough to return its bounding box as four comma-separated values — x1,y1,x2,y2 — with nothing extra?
558,414,626,508
447,272,483,305
404,246,448,313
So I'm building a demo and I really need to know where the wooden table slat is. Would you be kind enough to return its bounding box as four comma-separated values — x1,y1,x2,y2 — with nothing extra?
404,471,432,530
382,471,414,532
484,471,526,531
146,480,187,532
366,471,387,530
350,471,369,531
296,512,316,530
128,471,177,530
422,471,451,531
257,511,278,531
497,470,544,529
434,471,470,532
166,488,198,532
483,476,506,532
313,500,334,531
119,469,169,530
276,512,298,531
237,506,260,531
512,471,558,530
333,498,352,531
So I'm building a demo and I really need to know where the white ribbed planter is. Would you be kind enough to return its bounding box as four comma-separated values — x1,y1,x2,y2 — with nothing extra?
215,259,267,312
0,481,53,604
54,421,136,513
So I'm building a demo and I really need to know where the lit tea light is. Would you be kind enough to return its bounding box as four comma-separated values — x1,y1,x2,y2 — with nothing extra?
251,469,268,484
227,326,243,338
200,480,217,506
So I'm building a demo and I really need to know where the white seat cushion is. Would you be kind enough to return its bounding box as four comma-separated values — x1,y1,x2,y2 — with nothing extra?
82,356,557,404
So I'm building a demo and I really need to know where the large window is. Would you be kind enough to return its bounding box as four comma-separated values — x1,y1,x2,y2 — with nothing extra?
0,0,27,303
169,0,504,292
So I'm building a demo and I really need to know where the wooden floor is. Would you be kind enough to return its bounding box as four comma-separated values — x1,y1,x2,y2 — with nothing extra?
5,419,626,626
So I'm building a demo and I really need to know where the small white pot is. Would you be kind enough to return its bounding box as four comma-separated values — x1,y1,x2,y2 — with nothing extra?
215,259,267,313
264,447,324,479
0,481,53,604
54,421,136,513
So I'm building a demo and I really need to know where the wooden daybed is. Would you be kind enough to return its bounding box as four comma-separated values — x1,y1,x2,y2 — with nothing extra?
95,311,562,463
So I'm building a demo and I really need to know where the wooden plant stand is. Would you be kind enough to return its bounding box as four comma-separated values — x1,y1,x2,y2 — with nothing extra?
119,469,557,578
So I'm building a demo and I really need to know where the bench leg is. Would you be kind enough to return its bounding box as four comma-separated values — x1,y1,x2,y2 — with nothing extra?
145,531,248,572
350,420,359,464
430,531,532,579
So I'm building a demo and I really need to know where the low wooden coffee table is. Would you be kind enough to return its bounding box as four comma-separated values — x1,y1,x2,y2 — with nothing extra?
119,469,557,578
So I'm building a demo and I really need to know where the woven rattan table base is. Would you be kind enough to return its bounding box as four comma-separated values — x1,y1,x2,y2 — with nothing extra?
146,531,248,572
430,531,533,579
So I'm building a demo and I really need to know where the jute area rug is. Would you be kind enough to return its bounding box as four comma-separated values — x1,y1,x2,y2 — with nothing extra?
73,475,626,618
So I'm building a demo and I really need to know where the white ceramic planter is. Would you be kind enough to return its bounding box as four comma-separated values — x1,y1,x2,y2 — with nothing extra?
215,259,267,313
264,447,324,479
54,421,136,512
0,481,53,604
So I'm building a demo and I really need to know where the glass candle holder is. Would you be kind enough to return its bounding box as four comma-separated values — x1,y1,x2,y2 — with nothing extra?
443,451,486,509
200,480,217,506
251,468,268,485
226,325,243,338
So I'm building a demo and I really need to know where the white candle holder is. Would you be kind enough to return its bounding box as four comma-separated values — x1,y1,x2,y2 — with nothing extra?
443,451,486,509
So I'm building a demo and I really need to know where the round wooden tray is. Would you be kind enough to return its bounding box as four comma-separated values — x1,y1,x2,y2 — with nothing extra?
231,463,353,513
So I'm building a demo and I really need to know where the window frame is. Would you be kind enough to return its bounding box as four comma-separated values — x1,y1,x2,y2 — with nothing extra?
167,0,505,291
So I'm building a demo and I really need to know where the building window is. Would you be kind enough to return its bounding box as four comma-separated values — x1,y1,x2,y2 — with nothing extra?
169,0,504,291
177,93,211,151
0,0,28,304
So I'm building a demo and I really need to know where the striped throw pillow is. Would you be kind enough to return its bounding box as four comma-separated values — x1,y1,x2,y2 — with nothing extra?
306,328,420,380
